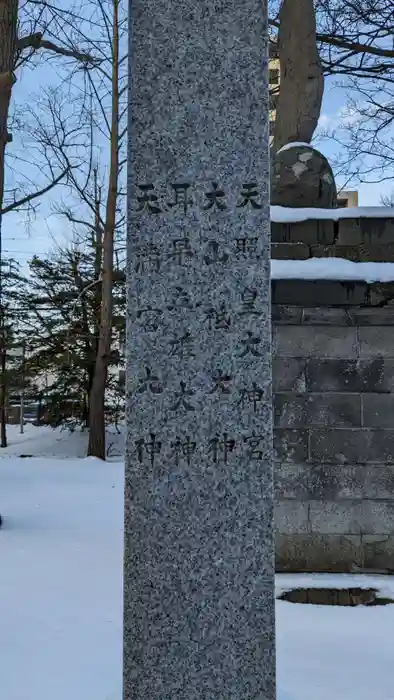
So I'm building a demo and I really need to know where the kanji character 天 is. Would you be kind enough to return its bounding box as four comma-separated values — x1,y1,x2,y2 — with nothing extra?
135,184,162,214
236,182,262,209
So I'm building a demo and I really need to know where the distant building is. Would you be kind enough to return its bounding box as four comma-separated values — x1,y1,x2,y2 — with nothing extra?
337,190,359,208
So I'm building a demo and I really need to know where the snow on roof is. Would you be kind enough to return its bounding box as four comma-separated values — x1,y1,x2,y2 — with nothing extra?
271,205,394,223
276,142,312,155
272,257,394,283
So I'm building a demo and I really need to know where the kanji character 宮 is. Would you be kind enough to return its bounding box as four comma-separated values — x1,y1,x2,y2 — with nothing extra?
136,367,163,395
135,184,162,214
203,182,227,210
171,436,197,465
243,434,267,460
237,182,262,209
167,183,193,214
135,433,162,466
209,433,236,464
169,381,196,412
136,306,162,332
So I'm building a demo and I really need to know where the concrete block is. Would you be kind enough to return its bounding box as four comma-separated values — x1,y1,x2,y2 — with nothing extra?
361,217,394,244
271,243,310,260
274,393,361,428
362,394,394,428
274,429,309,463
357,244,394,262
276,533,363,573
362,535,394,572
359,326,394,358
336,218,362,245
275,463,365,501
272,280,368,307
364,466,394,500
349,305,394,326
310,244,358,261
310,428,394,464
274,326,358,358
309,500,363,534
301,308,352,325
271,219,335,245
312,243,394,263
275,501,309,534
305,358,391,393
272,305,302,325
272,358,306,392
362,500,394,535
271,221,291,243
368,283,394,308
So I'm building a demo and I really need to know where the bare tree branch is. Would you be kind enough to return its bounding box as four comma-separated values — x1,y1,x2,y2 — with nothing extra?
17,31,101,64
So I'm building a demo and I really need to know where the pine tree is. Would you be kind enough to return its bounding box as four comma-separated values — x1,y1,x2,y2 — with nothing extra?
0,256,30,446
22,243,125,432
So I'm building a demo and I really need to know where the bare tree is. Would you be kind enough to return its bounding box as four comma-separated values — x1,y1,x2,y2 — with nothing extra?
0,0,100,447
28,0,127,458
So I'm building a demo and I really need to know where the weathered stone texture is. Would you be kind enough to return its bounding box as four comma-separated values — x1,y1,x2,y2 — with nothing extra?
273,280,394,572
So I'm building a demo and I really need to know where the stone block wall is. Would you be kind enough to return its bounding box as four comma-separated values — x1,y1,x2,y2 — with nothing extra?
271,216,394,261
273,278,394,573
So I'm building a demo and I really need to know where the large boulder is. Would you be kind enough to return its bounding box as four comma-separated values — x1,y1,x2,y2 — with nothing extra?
271,144,337,208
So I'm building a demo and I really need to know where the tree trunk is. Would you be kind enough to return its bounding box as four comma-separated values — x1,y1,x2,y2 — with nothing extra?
273,0,324,152
87,0,120,459
0,1,18,449
0,0,17,210
0,342,6,447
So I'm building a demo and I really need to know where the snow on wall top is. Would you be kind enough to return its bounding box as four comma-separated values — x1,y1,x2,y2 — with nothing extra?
272,258,394,283
271,205,394,223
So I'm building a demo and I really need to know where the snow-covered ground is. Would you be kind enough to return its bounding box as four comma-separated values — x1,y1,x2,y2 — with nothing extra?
0,423,124,460
1,427,394,700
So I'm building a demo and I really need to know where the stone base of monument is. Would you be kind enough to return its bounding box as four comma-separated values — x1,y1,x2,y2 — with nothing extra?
271,144,337,209
279,587,394,606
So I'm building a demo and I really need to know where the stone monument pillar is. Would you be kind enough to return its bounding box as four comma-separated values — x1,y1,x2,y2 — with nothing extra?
125,1,275,699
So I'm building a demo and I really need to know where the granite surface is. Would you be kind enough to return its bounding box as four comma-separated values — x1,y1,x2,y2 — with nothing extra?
125,1,275,698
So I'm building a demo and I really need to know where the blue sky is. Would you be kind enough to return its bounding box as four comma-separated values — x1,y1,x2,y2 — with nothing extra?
3,59,393,273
